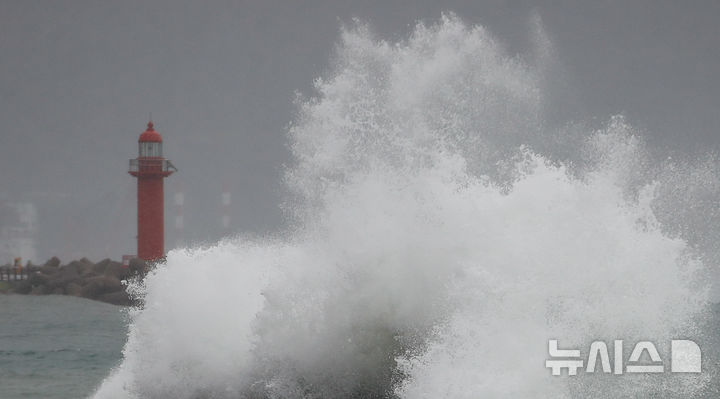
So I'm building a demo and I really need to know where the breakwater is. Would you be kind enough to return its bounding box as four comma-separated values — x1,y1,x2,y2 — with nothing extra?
0,257,146,306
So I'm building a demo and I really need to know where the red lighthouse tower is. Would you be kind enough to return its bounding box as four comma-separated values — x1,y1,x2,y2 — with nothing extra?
129,121,177,261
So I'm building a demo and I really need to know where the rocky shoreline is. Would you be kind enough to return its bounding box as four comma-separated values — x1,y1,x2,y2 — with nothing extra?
0,257,147,306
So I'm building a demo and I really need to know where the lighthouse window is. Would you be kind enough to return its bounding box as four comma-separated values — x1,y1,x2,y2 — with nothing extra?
139,142,162,157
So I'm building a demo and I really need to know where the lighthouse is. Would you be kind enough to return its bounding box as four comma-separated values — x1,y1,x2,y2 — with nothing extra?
129,121,177,261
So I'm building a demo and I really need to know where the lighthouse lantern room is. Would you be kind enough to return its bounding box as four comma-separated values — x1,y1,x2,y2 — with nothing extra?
129,121,176,261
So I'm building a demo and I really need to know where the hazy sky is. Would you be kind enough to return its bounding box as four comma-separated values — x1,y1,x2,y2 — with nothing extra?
1,0,719,262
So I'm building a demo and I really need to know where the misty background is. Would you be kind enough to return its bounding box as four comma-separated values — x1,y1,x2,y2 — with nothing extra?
0,0,718,263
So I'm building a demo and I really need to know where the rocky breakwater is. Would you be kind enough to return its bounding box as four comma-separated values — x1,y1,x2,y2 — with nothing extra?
0,257,147,306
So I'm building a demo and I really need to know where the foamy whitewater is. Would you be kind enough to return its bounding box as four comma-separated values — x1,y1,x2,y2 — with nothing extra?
93,15,719,398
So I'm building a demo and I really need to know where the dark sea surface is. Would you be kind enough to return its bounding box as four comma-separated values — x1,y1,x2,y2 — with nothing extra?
0,295,127,399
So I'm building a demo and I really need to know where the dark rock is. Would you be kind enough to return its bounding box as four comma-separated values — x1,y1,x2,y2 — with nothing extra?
28,272,50,286
46,275,81,292
30,284,48,295
40,265,59,275
64,260,94,276
79,262,95,276
58,262,80,276
66,282,83,297
49,263,80,289
9,257,137,305
93,258,112,274
81,275,123,299
79,272,99,281
93,258,124,278
129,258,147,275
44,257,61,268
41,263,83,292
104,261,129,280
97,290,132,306
12,280,31,294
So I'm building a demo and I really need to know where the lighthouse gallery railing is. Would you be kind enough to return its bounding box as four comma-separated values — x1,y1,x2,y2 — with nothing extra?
129,159,178,173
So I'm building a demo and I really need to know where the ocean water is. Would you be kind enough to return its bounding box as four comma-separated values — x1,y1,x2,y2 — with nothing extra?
1,298,716,398
0,295,127,399
10,14,720,399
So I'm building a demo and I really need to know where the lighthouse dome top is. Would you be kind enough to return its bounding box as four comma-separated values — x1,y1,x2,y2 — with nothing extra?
138,121,163,143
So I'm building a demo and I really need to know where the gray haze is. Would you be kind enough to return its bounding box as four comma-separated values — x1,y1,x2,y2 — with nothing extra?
1,0,718,262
